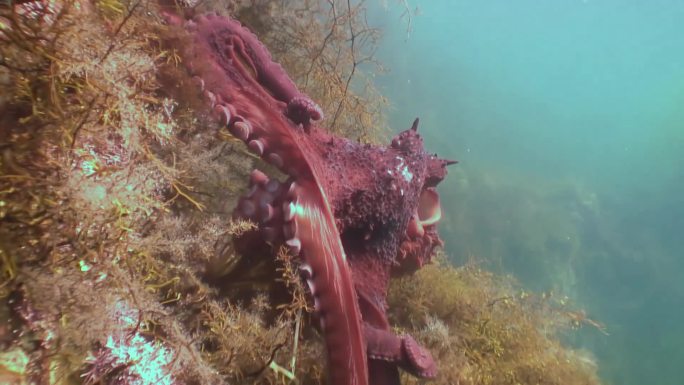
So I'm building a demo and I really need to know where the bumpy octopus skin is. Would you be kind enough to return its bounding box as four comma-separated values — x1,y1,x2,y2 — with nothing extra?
165,12,455,385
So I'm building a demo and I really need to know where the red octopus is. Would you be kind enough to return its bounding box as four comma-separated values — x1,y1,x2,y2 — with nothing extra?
165,12,455,385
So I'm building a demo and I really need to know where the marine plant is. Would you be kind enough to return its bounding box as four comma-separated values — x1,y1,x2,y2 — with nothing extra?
388,254,603,385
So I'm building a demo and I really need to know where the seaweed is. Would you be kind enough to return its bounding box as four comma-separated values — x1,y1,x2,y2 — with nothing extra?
226,0,390,143
388,253,603,385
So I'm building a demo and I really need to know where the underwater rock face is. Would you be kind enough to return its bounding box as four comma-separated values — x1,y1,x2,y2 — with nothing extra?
165,11,453,385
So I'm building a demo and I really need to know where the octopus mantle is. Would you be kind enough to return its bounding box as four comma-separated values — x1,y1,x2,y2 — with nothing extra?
166,12,454,385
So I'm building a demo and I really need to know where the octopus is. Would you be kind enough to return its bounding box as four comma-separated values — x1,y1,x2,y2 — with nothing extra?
164,11,455,385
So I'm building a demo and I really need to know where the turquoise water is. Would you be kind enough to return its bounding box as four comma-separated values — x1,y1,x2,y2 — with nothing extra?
371,1,684,384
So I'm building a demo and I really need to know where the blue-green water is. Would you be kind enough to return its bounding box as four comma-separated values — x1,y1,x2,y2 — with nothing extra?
371,1,684,384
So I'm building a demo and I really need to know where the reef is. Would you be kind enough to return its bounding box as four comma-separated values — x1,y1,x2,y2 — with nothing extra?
0,1,606,385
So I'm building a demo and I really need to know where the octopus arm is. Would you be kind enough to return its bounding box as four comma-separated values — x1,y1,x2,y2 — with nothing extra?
291,177,368,385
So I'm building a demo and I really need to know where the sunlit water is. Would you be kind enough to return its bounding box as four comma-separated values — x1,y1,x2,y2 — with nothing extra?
370,1,684,384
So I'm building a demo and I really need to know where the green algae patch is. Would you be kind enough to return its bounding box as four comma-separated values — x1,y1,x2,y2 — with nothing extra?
0,348,29,385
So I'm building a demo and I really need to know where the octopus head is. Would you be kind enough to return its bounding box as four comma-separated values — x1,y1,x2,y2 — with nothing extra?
389,119,457,275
